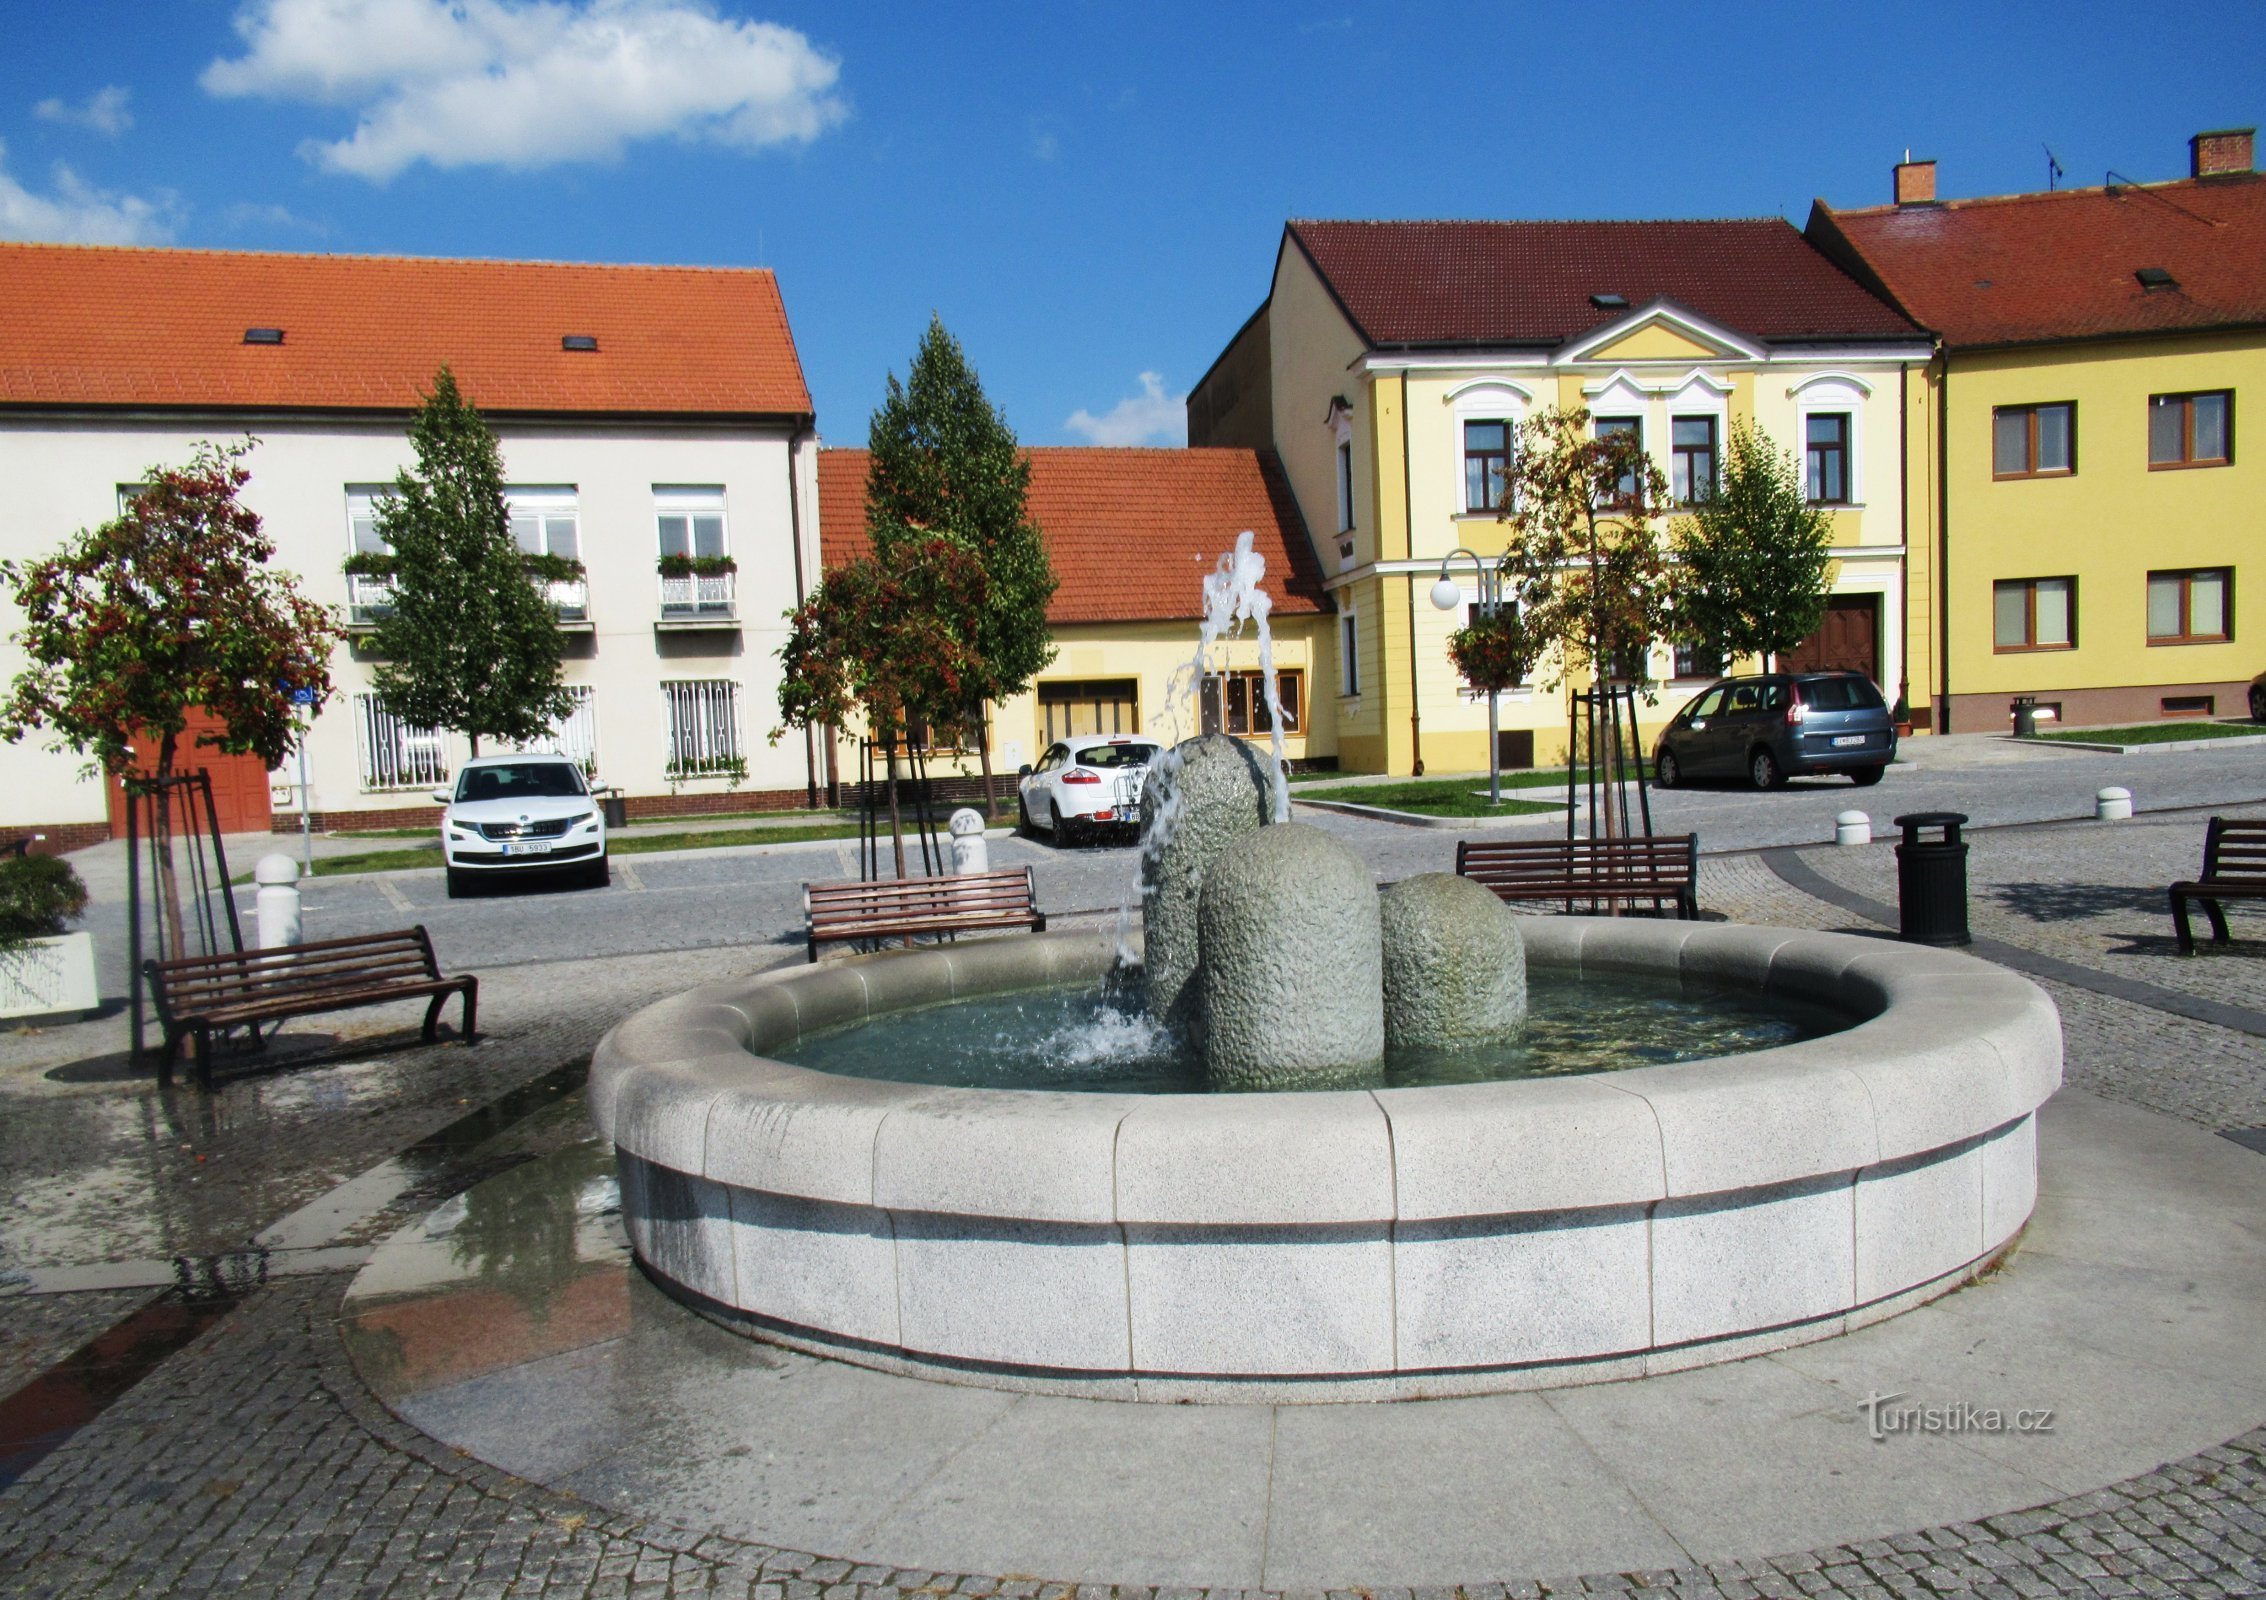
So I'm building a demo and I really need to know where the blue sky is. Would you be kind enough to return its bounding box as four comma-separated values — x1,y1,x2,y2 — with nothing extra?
4,2,2261,447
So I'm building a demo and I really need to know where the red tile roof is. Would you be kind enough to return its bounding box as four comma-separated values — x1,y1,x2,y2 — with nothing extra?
1288,218,1919,347
0,243,810,416
818,446,1331,625
1811,176,2266,348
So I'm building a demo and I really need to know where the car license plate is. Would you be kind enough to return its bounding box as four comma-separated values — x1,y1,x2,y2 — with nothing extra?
1832,735,1867,748
501,840,553,856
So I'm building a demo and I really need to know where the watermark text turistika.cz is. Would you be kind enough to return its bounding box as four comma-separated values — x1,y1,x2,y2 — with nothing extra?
1860,1391,2056,1443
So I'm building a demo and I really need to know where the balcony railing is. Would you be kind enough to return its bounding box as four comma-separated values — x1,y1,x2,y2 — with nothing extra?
347,573,396,626
348,573,590,625
659,571,736,620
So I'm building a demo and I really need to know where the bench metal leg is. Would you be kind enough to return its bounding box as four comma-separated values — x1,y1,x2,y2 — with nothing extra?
2172,889,2199,955
192,1024,214,1091
2202,895,2233,947
459,978,479,1044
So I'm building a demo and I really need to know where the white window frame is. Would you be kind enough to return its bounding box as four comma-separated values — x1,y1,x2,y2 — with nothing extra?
1445,379,1534,518
1340,607,1361,697
1666,372,1731,508
345,484,392,555
354,693,451,791
1788,373,1872,507
661,679,743,777
503,685,599,776
508,486,581,562
654,485,730,560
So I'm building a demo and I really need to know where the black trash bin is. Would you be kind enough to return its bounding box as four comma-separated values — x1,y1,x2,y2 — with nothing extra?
1893,811,1971,947
2010,695,2038,739
599,788,628,830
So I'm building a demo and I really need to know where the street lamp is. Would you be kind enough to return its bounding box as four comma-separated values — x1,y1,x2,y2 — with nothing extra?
1430,547,1508,806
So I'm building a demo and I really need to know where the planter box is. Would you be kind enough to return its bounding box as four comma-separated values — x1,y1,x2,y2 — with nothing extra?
0,931,99,1020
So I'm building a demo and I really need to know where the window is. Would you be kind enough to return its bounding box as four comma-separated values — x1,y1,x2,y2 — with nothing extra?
509,489,580,561
1038,679,1139,742
503,685,598,775
2147,568,2232,644
1595,416,1642,501
1993,403,2075,478
1341,610,1360,696
655,486,728,559
1805,414,1851,503
355,695,450,791
1201,669,1304,736
1462,420,1513,512
1336,440,1355,532
1672,416,1718,504
1993,577,2076,651
346,485,391,554
2150,391,2232,468
661,679,742,775
1604,637,1651,683
1673,639,1725,680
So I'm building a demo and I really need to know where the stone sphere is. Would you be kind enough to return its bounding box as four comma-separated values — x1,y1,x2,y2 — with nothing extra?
1138,733,1276,1039
1378,873,1528,1051
1198,822,1384,1090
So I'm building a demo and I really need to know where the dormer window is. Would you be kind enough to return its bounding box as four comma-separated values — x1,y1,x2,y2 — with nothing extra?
561,334,598,351
2135,267,2177,291
1590,292,1628,311
243,327,284,344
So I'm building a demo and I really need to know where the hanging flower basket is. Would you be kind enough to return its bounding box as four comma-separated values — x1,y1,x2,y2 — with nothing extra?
657,553,737,579
1447,609,1532,692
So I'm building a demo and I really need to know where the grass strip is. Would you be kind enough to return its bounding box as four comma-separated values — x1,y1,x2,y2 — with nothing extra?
1297,779,1563,819
2026,721,2263,745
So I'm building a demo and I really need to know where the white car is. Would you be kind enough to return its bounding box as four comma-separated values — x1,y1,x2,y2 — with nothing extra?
437,754,609,896
1016,738,1159,845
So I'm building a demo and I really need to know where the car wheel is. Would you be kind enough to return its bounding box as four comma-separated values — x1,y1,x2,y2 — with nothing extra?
1849,766,1884,787
1655,749,1680,789
587,855,611,888
1017,794,1034,835
446,867,470,899
1050,801,1077,848
1749,748,1786,790
2253,685,2266,722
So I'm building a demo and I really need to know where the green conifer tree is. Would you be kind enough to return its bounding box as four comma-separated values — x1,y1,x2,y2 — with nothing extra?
1669,421,1837,672
864,317,1056,813
369,368,576,756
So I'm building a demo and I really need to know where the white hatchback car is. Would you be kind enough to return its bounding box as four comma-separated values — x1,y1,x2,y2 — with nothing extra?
1016,737,1159,845
437,754,609,896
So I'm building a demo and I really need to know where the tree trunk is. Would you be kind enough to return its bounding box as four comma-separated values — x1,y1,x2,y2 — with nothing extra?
151,732,189,962
882,718,908,880
975,701,998,820
468,732,481,758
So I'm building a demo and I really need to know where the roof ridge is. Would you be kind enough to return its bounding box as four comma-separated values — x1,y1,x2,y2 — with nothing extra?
1292,215,1793,229
1831,172,2255,218
0,240,778,278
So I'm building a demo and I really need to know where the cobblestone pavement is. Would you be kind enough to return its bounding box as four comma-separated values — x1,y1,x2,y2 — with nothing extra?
4,787,2266,1596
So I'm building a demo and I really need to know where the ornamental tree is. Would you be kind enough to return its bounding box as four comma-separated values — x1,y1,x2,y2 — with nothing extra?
1495,406,1676,690
775,536,990,878
864,317,1057,815
0,441,340,955
1668,420,1837,671
367,367,576,757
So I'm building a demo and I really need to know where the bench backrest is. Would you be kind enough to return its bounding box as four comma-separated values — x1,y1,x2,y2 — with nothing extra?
806,867,1039,930
1457,835,1698,885
2203,819,2266,882
145,927,444,1014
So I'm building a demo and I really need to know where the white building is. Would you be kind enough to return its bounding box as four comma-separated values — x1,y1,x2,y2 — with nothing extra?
0,243,824,847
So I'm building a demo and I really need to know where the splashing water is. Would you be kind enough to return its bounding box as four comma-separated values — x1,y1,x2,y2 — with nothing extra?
1119,532,1293,970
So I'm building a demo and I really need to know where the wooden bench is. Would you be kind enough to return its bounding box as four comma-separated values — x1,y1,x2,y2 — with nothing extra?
2170,818,2266,955
144,926,477,1087
805,867,1047,961
1457,834,1701,921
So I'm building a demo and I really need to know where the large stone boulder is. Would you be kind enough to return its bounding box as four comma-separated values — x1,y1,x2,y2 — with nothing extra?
1138,734,1276,1040
1198,823,1384,1089
1378,873,1528,1051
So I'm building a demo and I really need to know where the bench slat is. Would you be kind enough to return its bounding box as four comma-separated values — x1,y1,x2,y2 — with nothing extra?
803,868,1045,960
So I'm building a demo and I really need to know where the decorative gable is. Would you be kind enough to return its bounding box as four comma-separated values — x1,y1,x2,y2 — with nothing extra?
1558,299,1765,366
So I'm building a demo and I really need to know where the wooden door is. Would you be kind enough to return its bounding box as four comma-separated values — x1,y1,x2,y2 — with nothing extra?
1783,596,1881,684
106,709,276,837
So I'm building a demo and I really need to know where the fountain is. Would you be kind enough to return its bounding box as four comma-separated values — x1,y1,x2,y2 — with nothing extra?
592,540,2061,1400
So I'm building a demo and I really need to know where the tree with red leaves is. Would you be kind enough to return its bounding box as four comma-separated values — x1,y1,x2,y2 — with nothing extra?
775,536,989,878
1,440,340,956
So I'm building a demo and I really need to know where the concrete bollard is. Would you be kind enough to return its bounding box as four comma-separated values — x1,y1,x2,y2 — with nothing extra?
254,853,303,948
1835,810,1872,847
2096,786,2134,822
948,807,989,875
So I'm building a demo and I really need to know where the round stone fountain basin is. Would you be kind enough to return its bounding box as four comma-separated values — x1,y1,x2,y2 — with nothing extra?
589,918,2061,1401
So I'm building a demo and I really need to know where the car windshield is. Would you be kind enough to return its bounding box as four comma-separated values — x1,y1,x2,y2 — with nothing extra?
1797,677,1885,711
454,762,587,802
1073,743,1158,769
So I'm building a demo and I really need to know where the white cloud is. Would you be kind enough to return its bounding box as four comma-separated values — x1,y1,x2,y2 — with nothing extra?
1066,371,1187,448
0,142,178,244
33,86,134,135
202,0,848,182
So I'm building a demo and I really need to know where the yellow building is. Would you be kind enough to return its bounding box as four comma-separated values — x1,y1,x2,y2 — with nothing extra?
1188,218,1934,774
1809,128,2264,730
815,445,1336,792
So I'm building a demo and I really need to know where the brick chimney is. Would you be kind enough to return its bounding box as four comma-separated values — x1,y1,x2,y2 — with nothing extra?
2191,127,2256,178
1893,158,1937,206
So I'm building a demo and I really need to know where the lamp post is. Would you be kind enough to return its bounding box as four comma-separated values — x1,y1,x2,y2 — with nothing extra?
1430,547,1507,806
